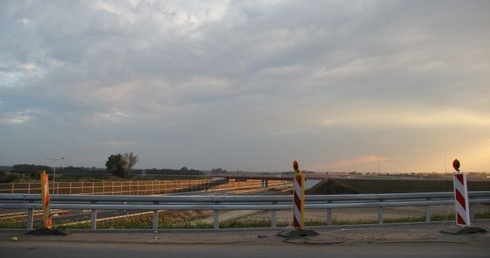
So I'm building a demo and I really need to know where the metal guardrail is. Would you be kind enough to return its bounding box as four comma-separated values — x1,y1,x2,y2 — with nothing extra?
1,191,489,230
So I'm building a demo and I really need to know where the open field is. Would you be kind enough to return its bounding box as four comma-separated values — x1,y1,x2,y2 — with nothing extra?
333,178,490,193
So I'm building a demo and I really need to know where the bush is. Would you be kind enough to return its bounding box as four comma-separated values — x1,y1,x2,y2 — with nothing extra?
0,172,21,183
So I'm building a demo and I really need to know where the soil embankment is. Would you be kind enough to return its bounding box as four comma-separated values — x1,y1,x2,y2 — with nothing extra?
307,178,490,195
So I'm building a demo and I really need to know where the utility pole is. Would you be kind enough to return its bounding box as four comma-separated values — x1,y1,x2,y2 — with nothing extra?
45,157,65,194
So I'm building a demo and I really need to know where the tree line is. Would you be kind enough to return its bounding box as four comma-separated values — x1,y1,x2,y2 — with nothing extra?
2,153,139,181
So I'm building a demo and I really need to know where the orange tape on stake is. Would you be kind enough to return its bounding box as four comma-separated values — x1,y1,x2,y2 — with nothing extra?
41,171,52,230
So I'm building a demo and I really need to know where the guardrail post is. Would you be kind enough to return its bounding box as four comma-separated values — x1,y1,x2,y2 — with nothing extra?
213,201,220,229
326,200,333,225
213,211,219,229
425,204,431,223
91,209,97,230
470,204,474,220
327,208,333,226
377,197,384,225
270,201,277,228
152,210,159,230
27,208,34,230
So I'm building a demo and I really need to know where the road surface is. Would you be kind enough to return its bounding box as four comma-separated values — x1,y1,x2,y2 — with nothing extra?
1,241,489,258
1,222,489,258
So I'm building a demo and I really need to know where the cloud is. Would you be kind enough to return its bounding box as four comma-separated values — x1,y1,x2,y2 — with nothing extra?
321,108,490,129
1,0,489,172
305,155,387,172
0,111,32,125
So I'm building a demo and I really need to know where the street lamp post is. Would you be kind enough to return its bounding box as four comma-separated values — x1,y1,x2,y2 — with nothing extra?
45,157,65,194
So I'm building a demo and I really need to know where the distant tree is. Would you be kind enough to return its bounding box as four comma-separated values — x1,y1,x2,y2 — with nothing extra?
180,167,189,171
0,171,6,183
0,172,21,183
105,152,139,178
106,154,125,178
124,152,139,175
12,164,51,175
29,170,41,180
211,168,226,174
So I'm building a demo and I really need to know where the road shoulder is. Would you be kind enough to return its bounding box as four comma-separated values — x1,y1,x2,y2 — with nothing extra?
1,221,489,246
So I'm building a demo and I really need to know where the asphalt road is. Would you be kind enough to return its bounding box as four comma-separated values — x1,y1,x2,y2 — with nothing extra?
2,222,489,258
1,241,489,258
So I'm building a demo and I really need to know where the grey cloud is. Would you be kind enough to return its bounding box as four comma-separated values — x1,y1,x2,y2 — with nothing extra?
1,0,489,172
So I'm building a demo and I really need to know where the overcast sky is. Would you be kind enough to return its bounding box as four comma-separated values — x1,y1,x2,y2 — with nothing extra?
1,0,489,173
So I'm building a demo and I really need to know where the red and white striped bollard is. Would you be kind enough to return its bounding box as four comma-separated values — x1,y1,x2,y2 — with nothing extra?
452,159,470,227
292,160,305,230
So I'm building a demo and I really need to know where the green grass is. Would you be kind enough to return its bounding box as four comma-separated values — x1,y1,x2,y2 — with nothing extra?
2,212,489,230
0,219,26,229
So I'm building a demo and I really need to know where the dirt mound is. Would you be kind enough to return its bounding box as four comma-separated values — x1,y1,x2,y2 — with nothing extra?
335,178,490,193
306,178,359,195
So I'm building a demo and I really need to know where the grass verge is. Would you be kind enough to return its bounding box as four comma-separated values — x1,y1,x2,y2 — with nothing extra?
2,212,489,230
